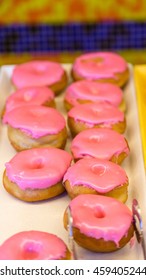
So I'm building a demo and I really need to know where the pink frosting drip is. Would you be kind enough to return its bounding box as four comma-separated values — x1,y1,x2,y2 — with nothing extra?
5,86,54,113
3,105,66,138
63,158,128,193
12,61,65,89
71,128,129,160
68,102,124,127
69,194,133,244
73,52,127,79
5,148,72,190
0,231,67,260
65,80,123,107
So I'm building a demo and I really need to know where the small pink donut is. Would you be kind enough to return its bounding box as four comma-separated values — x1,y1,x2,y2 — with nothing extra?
64,194,134,252
63,158,129,202
4,86,55,115
72,52,129,87
70,128,130,164
3,105,67,150
3,147,72,201
12,60,68,94
68,101,126,136
0,231,71,260
64,80,124,111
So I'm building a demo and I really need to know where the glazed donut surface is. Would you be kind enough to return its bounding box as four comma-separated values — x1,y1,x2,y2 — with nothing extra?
5,148,72,190
12,60,68,94
4,86,55,114
64,194,134,252
70,128,130,164
0,231,71,260
3,105,66,138
64,80,124,110
3,105,68,150
72,52,129,87
68,102,126,136
63,158,129,202
3,147,72,201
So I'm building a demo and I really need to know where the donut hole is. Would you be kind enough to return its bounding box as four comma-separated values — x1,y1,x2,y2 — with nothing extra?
92,108,102,115
22,241,42,259
91,164,106,176
30,157,44,169
81,57,103,65
23,90,36,101
35,64,47,73
89,135,101,142
94,207,105,219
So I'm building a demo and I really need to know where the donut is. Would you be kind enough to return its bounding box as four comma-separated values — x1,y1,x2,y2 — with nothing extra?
70,128,130,164
0,231,71,260
67,102,126,137
3,147,72,201
64,80,125,111
12,60,68,95
64,194,134,252
72,52,129,87
3,105,67,151
3,86,55,117
63,158,129,202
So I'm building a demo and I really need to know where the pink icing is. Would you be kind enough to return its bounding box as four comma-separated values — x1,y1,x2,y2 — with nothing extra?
71,128,129,160
68,102,124,127
5,147,72,190
12,61,65,89
3,105,66,138
5,86,54,113
69,194,133,245
0,231,67,260
63,158,128,193
65,80,123,107
73,52,127,79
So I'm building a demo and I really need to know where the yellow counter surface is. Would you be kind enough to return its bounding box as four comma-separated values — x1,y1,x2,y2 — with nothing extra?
134,65,146,168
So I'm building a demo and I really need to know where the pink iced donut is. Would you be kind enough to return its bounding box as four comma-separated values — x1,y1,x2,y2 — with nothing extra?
68,101,126,136
4,86,55,115
12,60,68,95
3,105,67,150
64,194,134,252
63,158,129,202
72,52,129,87
3,147,72,201
0,231,71,260
64,80,124,111
71,128,130,164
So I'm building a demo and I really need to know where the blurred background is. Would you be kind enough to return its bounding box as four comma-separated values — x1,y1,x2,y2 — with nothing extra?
0,0,146,65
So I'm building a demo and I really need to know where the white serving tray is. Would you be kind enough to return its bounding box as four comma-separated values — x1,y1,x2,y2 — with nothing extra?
0,64,146,260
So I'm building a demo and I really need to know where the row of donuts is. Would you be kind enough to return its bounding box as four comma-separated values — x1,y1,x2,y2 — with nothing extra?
0,52,134,259
64,51,130,203
63,52,134,254
1,60,72,259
